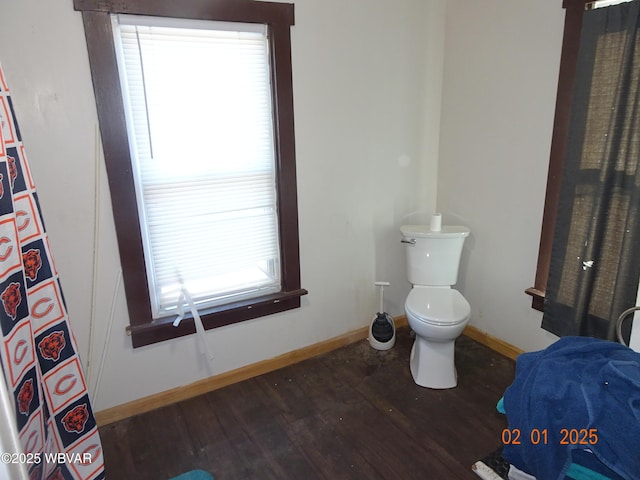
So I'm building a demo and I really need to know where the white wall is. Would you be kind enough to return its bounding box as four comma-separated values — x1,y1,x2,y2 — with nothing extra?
0,0,578,411
438,0,563,352
0,0,444,410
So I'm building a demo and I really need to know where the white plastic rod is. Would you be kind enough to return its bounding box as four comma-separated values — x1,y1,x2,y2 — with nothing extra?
375,281,390,313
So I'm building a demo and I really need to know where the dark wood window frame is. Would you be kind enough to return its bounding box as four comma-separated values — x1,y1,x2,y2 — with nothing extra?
74,0,307,348
526,0,590,311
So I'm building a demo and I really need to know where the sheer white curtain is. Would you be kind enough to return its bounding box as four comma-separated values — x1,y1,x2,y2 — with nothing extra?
0,367,29,480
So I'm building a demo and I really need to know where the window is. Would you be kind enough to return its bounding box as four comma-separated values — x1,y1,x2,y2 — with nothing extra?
526,0,590,311
75,0,307,347
114,16,282,318
527,0,640,340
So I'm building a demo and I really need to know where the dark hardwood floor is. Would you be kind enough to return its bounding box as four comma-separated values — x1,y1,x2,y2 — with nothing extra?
99,327,515,479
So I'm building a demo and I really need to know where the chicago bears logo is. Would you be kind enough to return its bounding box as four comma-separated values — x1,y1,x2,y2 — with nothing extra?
38,330,66,361
1,282,21,319
7,155,17,188
61,404,89,434
22,249,42,281
17,378,34,415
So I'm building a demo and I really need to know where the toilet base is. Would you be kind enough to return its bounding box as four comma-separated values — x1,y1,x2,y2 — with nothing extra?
409,336,458,389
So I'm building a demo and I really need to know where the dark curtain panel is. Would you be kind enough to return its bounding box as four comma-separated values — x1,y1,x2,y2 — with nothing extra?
543,1,640,341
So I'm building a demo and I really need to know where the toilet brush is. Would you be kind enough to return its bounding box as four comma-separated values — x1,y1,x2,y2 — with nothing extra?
368,281,396,350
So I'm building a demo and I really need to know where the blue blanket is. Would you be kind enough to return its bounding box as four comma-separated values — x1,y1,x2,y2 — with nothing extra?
501,336,640,480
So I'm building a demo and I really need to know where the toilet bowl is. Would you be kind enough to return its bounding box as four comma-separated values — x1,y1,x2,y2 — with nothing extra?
405,286,470,388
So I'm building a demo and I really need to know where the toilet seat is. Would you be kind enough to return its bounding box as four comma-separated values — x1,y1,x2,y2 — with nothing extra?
405,287,470,326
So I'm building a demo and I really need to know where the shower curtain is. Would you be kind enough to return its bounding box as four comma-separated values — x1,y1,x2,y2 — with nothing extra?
0,64,105,479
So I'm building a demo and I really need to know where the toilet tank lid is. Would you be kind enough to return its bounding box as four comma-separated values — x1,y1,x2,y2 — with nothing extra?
401,225,470,238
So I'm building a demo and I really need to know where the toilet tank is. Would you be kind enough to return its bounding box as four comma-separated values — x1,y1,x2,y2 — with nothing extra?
401,224,470,286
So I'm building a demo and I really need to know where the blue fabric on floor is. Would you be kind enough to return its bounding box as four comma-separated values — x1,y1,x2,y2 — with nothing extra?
566,449,623,480
501,336,640,480
169,470,214,480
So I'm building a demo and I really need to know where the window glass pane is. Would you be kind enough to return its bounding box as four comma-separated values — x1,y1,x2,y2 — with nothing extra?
113,15,281,318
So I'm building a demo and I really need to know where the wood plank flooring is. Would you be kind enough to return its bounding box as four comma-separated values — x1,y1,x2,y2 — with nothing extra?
98,327,515,479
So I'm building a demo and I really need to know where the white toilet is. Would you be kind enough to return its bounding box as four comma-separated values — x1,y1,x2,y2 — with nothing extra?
401,224,471,389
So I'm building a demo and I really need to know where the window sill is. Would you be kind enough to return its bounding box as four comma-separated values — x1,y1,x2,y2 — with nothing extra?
525,287,545,312
127,289,308,348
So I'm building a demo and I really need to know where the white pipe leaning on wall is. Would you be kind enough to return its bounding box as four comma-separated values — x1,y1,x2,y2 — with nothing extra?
629,284,640,352
86,124,102,388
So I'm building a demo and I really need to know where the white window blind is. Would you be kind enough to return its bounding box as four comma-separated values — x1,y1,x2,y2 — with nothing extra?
112,14,281,319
